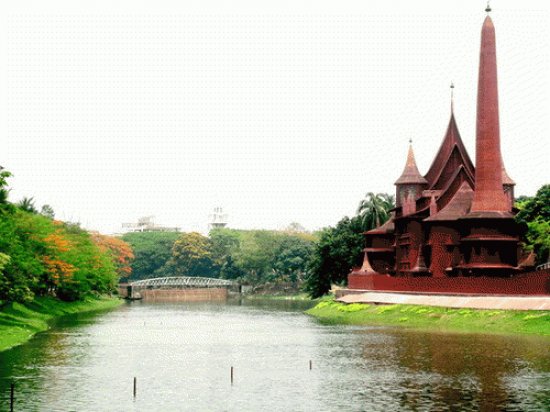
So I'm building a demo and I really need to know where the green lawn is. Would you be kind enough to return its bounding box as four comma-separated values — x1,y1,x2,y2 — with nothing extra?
0,296,123,352
306,299,550,336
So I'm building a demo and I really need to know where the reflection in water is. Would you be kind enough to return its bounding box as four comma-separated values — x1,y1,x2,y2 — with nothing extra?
0,301,548,411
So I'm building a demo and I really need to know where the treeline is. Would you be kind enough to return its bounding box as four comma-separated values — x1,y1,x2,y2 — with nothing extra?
121,193,396,298
122,228,316,288
0,169,133,304
516,184,550,266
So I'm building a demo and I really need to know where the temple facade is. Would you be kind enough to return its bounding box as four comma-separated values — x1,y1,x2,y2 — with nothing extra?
347,11,550,294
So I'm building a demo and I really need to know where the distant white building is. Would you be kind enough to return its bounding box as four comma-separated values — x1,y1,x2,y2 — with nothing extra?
121,216,180,233
209,207,228,230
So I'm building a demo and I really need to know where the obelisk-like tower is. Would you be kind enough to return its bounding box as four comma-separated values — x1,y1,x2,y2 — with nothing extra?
458,8,522,276
470,14,510,214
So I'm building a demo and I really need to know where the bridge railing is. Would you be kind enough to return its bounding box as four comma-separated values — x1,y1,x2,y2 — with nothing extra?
129,276,235,289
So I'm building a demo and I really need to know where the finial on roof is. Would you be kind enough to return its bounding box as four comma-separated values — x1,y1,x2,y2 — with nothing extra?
450,82,455,113
395,143,428,185
485,1,491,13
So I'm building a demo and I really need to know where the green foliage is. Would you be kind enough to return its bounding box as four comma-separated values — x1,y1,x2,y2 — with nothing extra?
0,169,15,215
0,170,121,304
515,184,550,225
516,184,550,265
210,228,315,286
304,215,365,298
121,231,180,280
40,204,55,219
17,197,38,214
0,211,119,303
357,192,395,231
170,232,215,277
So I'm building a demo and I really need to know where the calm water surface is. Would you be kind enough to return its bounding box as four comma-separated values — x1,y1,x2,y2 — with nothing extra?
0,300,549,411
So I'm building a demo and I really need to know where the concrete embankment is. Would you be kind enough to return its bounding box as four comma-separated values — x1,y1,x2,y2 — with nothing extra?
336,290,550,310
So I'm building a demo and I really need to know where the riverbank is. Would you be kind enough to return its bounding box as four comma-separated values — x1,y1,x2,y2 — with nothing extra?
306,299,550,336
0,296,123,352
243,292,314,301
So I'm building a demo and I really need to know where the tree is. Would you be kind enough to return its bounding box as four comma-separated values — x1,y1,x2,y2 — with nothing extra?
516,184,550,265
121,231,180,280
219,255,245,280
17,197,38,214
0,168,11,205
170,232,215,277
91,234,134,278
304,216,364,298
0,168,15,215
357,192,395,231
272,236,314,284
209,228,241,270
40,204,55,219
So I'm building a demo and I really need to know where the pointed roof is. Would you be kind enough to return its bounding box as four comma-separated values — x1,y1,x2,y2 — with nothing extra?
395,144,428,185
366,215,395,235
424,112,475,190
424,181,474,221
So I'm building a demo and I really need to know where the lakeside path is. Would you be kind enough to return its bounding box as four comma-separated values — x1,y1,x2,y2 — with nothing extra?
336,290,550,310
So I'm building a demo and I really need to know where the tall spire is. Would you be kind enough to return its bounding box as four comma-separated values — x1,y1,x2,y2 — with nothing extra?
470,13,509,213
395,142,428,185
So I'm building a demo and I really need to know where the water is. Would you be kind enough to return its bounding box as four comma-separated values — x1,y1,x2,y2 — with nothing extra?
0,300,549,411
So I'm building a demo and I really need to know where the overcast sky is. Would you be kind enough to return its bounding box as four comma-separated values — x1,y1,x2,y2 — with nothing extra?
1,0,548,234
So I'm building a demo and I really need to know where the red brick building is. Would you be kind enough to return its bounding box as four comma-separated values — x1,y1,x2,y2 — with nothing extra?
348,12,550,295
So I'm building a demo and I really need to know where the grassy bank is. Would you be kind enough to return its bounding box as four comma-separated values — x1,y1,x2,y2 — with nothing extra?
244,292,314,301
306,299,550,336
0,296,123,352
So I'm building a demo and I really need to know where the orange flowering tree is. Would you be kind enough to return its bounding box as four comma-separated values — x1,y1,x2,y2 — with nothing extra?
42,229,76,289
91,233,134,278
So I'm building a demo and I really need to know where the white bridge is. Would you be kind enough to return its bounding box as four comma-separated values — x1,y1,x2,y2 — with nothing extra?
129,276,235,289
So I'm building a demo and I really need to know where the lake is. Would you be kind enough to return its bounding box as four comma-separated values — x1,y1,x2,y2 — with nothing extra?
0,300,549,411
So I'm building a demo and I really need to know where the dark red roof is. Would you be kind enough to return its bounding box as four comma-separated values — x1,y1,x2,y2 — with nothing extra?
423,113,475,190
395,145,428,185
424,181,474,221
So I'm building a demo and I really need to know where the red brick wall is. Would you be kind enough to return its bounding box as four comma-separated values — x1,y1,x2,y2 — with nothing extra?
348,269,550,295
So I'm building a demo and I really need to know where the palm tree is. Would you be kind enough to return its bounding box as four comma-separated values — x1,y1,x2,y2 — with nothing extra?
17,197,38,214
357,192,395,231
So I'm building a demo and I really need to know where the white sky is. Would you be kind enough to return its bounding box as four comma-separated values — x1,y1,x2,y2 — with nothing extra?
1,0,548,234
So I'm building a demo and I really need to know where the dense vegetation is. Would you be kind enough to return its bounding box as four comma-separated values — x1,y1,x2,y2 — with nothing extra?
3,159,548,305
515,184,550,266
122,227,316,289
0,169,133,304
304,193,395,298
121,193,396,297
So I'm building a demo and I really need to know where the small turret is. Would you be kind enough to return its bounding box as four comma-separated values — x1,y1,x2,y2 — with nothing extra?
395,141,427,214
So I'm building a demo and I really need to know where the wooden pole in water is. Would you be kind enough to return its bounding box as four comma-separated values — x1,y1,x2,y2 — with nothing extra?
10,382,14,412
231,366,234,385
133,377,137,397
309,360,312,370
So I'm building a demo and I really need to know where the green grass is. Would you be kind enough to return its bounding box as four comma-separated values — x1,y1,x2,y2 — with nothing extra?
306,299,550,336
0,296,123,352
244,292,315,301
